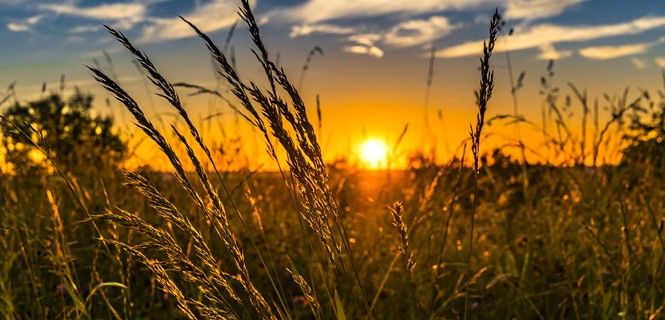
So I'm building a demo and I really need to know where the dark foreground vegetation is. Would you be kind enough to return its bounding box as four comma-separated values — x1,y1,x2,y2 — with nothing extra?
1,2,665,319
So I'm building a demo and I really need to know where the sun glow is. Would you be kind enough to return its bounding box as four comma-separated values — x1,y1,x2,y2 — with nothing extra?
359,138,388,169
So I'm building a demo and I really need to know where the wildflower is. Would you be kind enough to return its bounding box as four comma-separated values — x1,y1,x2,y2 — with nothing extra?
56,283,66,298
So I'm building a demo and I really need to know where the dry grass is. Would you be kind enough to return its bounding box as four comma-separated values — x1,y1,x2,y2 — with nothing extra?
1,2,665,320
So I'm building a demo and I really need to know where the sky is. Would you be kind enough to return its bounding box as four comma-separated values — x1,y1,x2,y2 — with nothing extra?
1,0,665,168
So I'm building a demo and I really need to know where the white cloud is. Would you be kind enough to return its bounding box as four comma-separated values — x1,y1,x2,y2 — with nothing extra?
7,22,30,32
344,33,383,57
6,14,44,32
578,38,664,60
70,25,103,34
384,16,459,47
579,42,651,60
655,57,665,68
273,0,496,23
537,43,572,60
39,2,146,29
38,2,145,21
344,44,384,58
289,23,356,38
437,15,665,58
140,0,246,42
272,0,578,25
349,33,382,47
631,57,647,69
505,0,584,21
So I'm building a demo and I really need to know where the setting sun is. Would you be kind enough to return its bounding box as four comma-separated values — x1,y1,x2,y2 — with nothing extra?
359,138,388,168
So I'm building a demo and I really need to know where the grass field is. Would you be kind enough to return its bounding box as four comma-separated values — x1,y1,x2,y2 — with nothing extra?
1,1,665,319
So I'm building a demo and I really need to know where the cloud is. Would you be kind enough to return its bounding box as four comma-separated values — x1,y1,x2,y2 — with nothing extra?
505,0,584,21
7,22,30,32
344,44,384,58
70,25,103,34
349,33,382,47
272,0,579,25
631,57,647,69
292,16,459,58
343,33,384,57
655,57,665,68
273,0,495,23
537,43,572,60
289,23,356,38
6,14,44,32
578,42,652,60
39,2,146,29
384,16,460,47
437,15,665,58
140,0,245,42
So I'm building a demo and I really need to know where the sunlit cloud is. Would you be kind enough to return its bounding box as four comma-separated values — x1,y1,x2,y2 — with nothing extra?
277,0,583,59
293,16,459,58
70,25,103,34
537,43,572,60
437,15,665,58
349,33,382,47
7,22,30,32
6,14,43,32
271,0,581,24
654,57,665,68
289,23,356,38
505,0,584,21
140,0,247,42
579,42,653,60
344,44,384,58
272,0,495,23
344,33,384,58
39,2,146,29
384,16,460,47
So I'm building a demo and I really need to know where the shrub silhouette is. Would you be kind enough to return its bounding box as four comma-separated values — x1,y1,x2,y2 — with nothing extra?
621,89,665,175
1,89,126,174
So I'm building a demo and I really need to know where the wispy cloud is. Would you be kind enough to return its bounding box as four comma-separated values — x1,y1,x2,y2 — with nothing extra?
289,23,356,38
6,14,43,32
140,0,245,42
537,43,572,60
39,2,146,29
344,44,384,58
70,25,103,34
271,0,580,25
578,42,654,60
273,0,495,23
292,16,459,58
655,57,665,68
505,0,584,21
437,16,665,58
277,0,582,59
384,16,459,47
349,33,382,47
343,33,384,58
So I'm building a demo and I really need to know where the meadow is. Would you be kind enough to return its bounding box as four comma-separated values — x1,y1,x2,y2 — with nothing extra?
1,1,665,319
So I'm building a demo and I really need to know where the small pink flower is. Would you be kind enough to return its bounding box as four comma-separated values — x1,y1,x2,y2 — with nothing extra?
56,284,66,298
292,295,307,306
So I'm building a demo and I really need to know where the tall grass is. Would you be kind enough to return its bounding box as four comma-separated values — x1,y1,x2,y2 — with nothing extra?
1,2,664,320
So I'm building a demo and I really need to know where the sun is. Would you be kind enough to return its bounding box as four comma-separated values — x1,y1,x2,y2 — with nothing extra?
359,138,388,169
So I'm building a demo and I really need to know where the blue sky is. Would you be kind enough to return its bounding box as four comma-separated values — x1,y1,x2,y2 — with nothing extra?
0,1,664,84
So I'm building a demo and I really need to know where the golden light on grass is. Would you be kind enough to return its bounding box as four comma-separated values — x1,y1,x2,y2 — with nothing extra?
359,138,388,169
